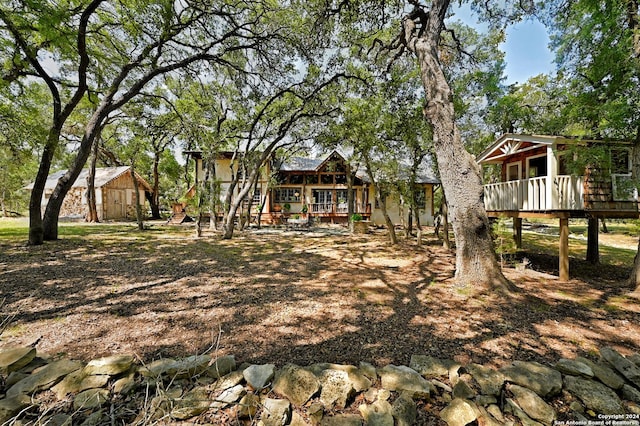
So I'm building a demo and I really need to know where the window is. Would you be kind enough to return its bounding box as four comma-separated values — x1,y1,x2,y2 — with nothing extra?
305,175,318,184
274,188,301,203
335,174,347,184
611,148,630,174
507,162,520,181
321,174,334,184
528,155,547,178
289,174,303,184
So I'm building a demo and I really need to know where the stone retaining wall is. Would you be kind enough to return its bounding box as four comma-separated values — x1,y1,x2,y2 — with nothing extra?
1,346,640,425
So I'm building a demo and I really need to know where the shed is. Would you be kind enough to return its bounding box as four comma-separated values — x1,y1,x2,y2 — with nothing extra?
26,166,152,221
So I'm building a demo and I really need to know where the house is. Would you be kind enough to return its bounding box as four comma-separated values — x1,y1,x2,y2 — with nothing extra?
477,133,639,279
190,150,438,227
25,166,152,221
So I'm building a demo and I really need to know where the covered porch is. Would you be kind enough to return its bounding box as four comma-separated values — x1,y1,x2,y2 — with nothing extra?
478,133,639,281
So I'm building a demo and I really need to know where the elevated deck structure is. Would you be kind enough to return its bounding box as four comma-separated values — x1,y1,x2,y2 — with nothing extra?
478,134,639,280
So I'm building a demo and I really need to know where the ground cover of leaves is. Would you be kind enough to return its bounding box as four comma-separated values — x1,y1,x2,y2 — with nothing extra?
1,222,639,369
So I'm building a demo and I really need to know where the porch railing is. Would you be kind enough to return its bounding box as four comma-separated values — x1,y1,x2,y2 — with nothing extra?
483,175,584,212
309,203,370,214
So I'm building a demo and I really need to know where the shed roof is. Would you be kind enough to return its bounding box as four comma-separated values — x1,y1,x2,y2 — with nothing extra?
25,166,152,191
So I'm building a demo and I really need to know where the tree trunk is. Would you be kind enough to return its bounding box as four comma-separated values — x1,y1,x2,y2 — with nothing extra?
586,217,599,264
149,151,161,219
42,106,107,240
86,137,99,222
629,126,640,289
441,193,451,250
28,132,59,245
130,166,144,231
404,2,511,291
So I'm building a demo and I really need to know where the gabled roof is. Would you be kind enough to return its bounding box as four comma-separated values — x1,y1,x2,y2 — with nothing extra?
25,166,152,191
279,150,346,172
279,150,439,184
477,133,632,164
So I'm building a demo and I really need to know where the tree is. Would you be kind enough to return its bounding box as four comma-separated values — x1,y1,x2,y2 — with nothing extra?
0,83,47,216
1,0,299,244
395,0,514,291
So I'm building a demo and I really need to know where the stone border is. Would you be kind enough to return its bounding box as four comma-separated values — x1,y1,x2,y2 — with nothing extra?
1,346,640,425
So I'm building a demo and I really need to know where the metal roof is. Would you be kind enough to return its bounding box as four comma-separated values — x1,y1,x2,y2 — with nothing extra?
25,166,152,191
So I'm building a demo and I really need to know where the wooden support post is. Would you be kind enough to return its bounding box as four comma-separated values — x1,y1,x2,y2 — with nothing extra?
513,217,522,249
586,217,599,264
559,217,569,281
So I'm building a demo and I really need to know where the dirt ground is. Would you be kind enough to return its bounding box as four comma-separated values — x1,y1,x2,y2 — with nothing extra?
1,222,639,369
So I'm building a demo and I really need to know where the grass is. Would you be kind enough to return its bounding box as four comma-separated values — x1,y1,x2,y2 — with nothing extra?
493,218,638,267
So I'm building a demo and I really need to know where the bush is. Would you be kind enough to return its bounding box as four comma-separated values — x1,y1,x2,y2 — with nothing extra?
350,213,363,222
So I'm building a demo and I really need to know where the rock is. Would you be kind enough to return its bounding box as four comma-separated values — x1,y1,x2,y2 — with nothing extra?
308,401,324,424
5,371,28,387
622,384,640,404
260,398,291,426
392,393,417,426
563,375,625,415
171,387,210,419
452,379,476,399
476,405,505,426
0,394,32,424
7,359,83,397
500,361,562,397
359,399,394,426
629,353,640,367
555,359,593,378
359,361,377,381
508,384,556,426
0,346,36,374
215,370,245,391
51,369,109,399
475,395,497,406
486,404,507,424
575,357,626,390
290,411,310,426
140,358,175,378
211,383,246,410
206,355,236,378
466,364,505,396
626,401,640,415
600,347,640,389
379,364,435,398
409,355,458,378
504,398,543,426
236,393,260,418
83,354,133,376
73,388,109,410
80,410,104,426
432,379,452,393
320,414,363,425
243,363,275,390
318,369,353,409
113,372,136,394
440,398,478,426
272,364,320,406
309,363,372,392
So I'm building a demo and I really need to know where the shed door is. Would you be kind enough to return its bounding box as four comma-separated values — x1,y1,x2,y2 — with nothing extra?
107,190,126,219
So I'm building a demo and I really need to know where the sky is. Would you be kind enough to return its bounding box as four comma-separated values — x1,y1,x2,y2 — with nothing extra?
452,4,556,85
502,19,555,85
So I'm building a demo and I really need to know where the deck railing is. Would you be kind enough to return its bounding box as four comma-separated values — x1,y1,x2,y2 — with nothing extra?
483,175,584,211
309,203,370,214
